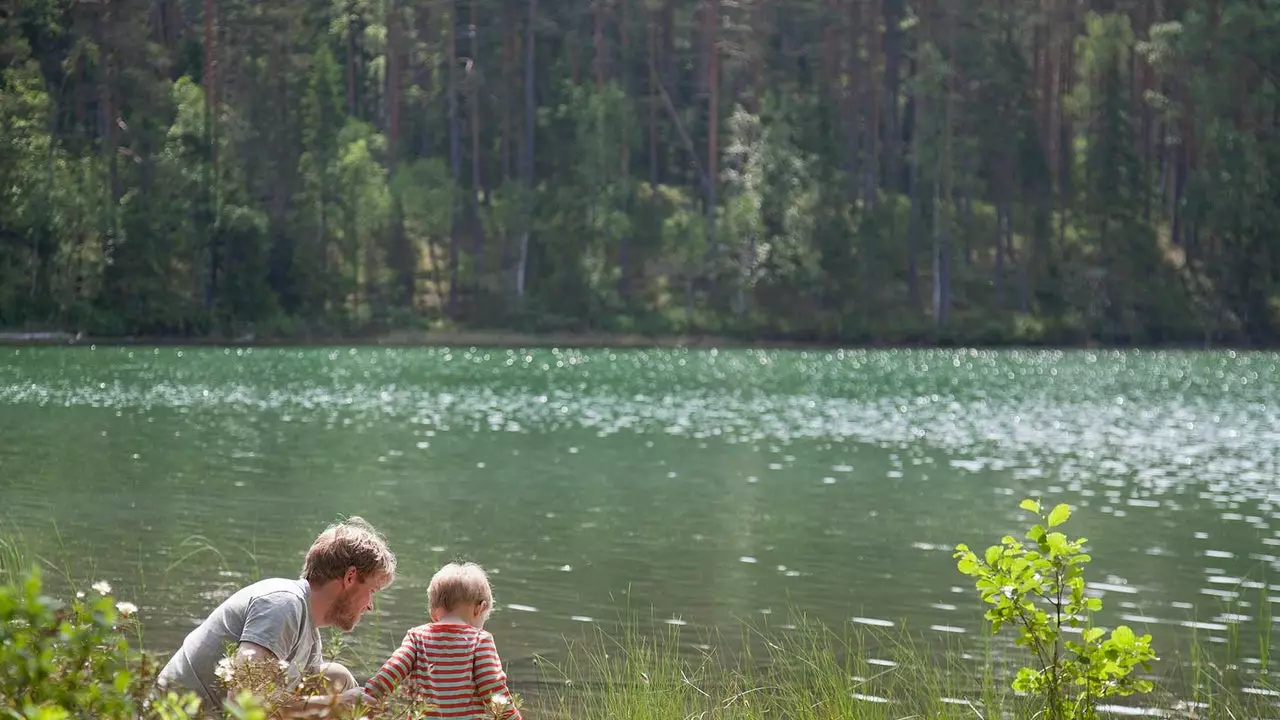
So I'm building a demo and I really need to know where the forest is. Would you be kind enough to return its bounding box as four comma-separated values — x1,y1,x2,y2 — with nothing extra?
0,0,1277,345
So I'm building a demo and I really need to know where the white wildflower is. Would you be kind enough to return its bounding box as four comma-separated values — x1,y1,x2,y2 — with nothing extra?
115,601,138,617
490,693,510,707
278,660,289,672
75,591,85,599
91,580,113,595
214,657,236,683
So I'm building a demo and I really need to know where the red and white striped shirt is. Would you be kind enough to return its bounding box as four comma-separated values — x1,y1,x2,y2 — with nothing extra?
364,622,521,719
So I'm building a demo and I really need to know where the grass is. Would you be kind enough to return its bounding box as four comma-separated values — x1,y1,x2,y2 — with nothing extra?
527,612,1276,719
0,531,24,587
0,529,1275,719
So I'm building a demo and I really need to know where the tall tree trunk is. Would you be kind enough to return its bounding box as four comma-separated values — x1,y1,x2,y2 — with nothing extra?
516,0,536,299
648,15,659,188
1057,33,1073,251
203,0,214,116
932,162,945,326
845,0,861,194
595,0,606,89
388,0,416,309
1136,0,1150,222
447,0,460,315
618,0,632,299
469,0,486,291
347,0,358,116
865,0,882,209
905,54,921,311
1013,195,1027,313
501,4,513,183
935,2,953,327
388,0,401,167
882,0,903,193
418,4,435,159
201,0,217,309
570,26,580,85
751,0,764,113
962,143,974,266
996,167,1009,311
704,0,718,265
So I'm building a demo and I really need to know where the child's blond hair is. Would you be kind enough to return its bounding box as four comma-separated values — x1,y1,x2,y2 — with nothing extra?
428,561,494,616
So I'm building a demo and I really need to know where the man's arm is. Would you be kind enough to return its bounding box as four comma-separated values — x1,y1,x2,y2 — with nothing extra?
227,642,366,717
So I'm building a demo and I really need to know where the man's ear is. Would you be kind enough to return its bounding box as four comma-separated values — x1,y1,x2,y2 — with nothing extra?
343,566,359,588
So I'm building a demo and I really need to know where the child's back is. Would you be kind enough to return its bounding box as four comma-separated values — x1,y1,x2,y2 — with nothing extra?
364,562,520,719
366,621,516,718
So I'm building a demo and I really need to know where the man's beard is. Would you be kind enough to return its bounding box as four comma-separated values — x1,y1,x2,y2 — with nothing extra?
329,589,362,631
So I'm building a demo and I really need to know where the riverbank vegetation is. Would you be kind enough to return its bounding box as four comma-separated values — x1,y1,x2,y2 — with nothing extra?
3,0,1280,347
2,502,1275,718
1,566,1273,719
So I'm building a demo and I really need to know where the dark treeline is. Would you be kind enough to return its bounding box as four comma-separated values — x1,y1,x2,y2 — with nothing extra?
1,0,1277,344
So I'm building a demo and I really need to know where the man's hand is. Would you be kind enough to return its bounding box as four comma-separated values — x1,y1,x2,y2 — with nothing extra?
225,643,370,718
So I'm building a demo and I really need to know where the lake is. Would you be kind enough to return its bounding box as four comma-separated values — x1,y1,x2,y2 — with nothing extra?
1,346,1277,691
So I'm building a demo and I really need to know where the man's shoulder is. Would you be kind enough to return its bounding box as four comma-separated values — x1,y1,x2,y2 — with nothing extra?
217,578,308,620
245,577,308,597
230,577,307,604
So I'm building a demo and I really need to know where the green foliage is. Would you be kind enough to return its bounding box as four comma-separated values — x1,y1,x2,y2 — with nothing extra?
0,567,205,719
954,501,1157,720
0,0,1276,344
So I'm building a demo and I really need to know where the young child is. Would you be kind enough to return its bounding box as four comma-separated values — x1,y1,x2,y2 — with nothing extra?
363,561,521,719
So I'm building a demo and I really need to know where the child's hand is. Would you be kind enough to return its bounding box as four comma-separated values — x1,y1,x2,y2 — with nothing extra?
335,687,382,715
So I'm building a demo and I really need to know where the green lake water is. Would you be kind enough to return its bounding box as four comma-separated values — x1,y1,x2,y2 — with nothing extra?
1,347,1277,694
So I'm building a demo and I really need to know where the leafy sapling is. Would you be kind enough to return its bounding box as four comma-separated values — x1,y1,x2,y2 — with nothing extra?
954,499,1157,720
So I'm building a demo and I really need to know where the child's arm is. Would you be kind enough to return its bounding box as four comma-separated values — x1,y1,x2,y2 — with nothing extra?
473,632,522,720
363,630,417,703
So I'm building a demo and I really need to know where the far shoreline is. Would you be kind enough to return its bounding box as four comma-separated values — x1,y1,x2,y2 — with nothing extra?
0,328,1257,351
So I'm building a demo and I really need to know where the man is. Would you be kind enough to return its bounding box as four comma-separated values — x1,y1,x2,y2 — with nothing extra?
157,516,396,715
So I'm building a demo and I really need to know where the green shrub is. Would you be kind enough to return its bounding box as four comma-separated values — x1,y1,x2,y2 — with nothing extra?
954,499,1157,720
0,567,206,719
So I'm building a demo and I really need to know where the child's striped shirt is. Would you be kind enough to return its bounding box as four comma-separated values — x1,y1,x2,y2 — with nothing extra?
364,622,521,719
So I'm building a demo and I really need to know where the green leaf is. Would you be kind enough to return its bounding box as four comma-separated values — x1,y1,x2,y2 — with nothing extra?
1084,627,1105,643
1048,503,1072,527
1112,625,1136,646
984,545,1002,566
1020,499,1041,514
1046,532,1069,557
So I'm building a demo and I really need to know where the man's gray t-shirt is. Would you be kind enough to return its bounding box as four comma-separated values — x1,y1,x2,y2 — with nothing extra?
157,578,323,709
